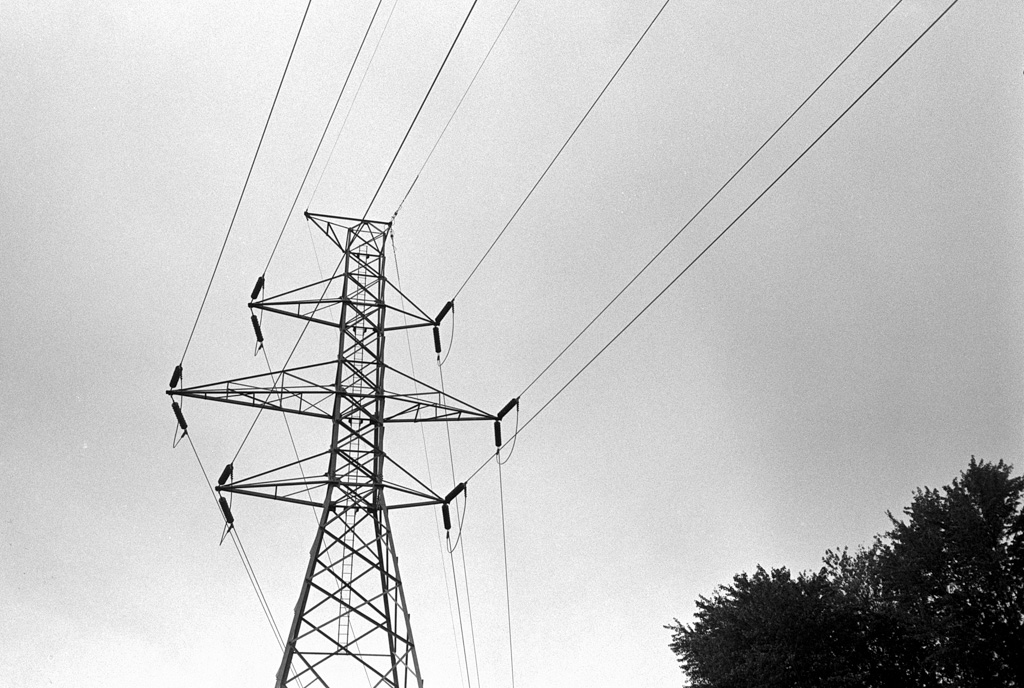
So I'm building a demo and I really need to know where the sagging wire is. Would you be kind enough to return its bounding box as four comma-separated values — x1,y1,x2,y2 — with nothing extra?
439,304,456,367
492,405,519,685
390,232,469,688
497,457,516,688
438,361,483,688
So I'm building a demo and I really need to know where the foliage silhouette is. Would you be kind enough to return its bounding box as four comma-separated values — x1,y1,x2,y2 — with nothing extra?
668,458,1024,687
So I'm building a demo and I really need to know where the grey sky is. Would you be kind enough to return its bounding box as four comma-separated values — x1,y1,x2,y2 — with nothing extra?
1,1,1021,686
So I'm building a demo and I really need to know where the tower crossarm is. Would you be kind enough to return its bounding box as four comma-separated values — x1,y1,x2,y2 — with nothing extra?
218,480,441,510
250,275,438,333
167,362,496,425
303,212,388,253
168,361,338,420
213,442,444,512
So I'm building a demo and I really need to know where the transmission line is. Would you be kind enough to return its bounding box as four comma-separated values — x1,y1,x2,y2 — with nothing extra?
439,364,483,688
390,0,525,220
307,0,404,211
182,434,289,655
391,235,471,688
498,459,516,688
451,0,672,301
263,0,386,274
515,0,907,400
178,0,314,365
363,0,482,217
465,0,962,485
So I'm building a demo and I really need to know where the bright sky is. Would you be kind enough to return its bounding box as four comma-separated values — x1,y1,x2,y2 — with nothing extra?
1,1,1022,687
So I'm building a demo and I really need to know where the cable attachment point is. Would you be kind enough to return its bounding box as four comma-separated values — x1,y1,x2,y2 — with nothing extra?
169,365,183,389
218,496,235,545
493,398,519,447
442,481,468,536
217,463,234,486
219,496,235,525
251,314,265,354
172,401,188,434
441,482,466,532
444,482,466,504
432,302,454,361
250,275,265,302
435,301,454,325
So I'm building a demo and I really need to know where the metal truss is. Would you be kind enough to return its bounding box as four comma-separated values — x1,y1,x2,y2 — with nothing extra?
169,214,496,688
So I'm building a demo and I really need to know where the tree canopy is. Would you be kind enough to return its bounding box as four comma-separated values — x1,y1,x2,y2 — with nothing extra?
668,457,1024,687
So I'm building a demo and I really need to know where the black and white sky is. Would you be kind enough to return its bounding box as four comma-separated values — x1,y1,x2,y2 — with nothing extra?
1,1,1022,686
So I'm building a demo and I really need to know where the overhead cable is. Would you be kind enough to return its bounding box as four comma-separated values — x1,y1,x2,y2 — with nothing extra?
178,0,314,365
451,0,672,301
308,0,404,211
516,0,907,400
182,433,295,672
363,0,482,217
438,364,483,688
498,460,516,688
391,236,470,688
263,0,386,274
391,0,526,220
465,0,962,485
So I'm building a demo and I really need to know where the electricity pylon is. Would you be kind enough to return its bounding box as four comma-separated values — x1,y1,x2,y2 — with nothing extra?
168,213,499,687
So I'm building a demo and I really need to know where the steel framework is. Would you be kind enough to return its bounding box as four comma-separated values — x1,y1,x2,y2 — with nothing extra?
169,213,495,687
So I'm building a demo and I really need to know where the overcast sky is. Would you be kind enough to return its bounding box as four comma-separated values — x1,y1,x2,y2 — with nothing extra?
1,1,1022,686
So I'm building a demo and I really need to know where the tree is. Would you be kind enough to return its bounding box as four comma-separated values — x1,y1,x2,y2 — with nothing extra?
668,566,870,688
875,457,1024,687
668,458,1024,687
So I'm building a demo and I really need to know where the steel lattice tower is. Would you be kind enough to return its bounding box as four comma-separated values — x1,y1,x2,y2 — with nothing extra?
169,214,496,687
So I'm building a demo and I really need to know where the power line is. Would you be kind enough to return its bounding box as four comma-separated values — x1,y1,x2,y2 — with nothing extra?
498,460,516,688
178,0,314,365
465,0,962,485
451,0,672,301
363,0,482,217
391,235,471,688
390,0,526,220
515,0,907,401
308,0,404,211
182,434,290,658
448,547,475,688
439,364,483,688
263,0,386,274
